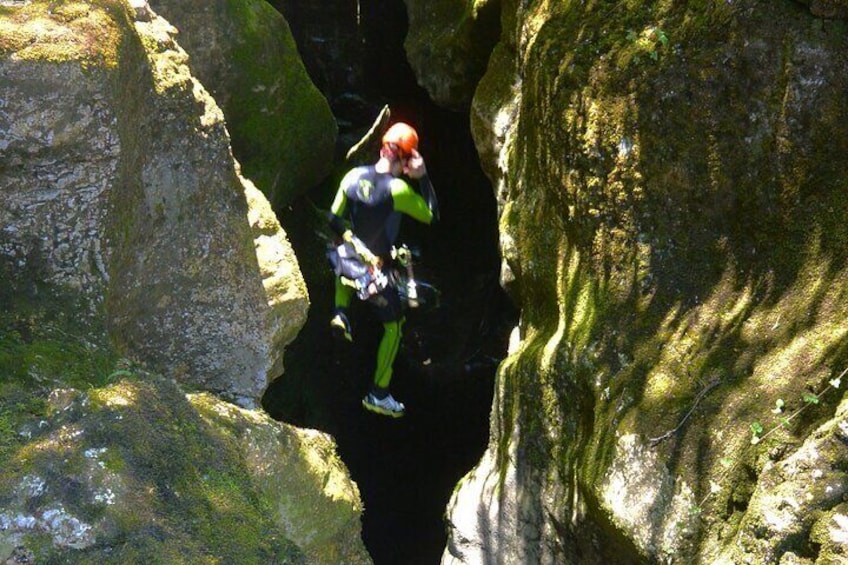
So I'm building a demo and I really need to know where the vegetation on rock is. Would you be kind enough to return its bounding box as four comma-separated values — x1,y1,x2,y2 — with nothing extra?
0,0,124,67
444,0,848,562
0,265,365,564
0,2,363,562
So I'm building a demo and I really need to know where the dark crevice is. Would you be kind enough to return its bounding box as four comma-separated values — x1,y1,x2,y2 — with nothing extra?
262,1,516,563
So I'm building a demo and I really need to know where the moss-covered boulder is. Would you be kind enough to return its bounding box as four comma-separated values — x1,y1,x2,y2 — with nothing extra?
0,288,368,563
0,3,364,562
0,0,308,405
146,0,338,207
445,0,848,562
403,0,501,110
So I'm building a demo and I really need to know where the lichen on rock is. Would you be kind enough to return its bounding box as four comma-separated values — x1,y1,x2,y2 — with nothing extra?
0,2,365,562
1,0,312,404
442,0,848,562
0,357,368,563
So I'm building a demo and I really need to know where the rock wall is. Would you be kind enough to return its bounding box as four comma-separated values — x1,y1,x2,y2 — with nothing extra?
430,0,848,562
146,0,337,207
1,1,310,405
1,2,367,561
0,371,370,564
403,0,501,110
270,0,374,147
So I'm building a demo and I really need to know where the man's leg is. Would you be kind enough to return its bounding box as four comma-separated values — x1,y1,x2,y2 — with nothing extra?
374,319,403,389
330,277,355,341
362,289,406,417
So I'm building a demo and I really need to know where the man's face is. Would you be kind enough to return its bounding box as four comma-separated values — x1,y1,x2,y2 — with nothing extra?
381,143,408,174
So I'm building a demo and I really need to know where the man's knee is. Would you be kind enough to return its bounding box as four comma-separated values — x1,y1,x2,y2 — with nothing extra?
383,319,402,336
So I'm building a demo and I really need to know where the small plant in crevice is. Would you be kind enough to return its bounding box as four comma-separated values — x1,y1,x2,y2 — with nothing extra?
626,26,669,64
699,366,846,508
749,368,844,445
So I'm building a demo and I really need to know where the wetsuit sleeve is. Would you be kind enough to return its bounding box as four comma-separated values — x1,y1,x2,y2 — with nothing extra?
418,174,439,222
390,178,433,224
328,170,354,236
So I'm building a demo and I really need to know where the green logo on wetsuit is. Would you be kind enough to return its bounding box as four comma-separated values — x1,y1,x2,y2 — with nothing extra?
357,179,373,200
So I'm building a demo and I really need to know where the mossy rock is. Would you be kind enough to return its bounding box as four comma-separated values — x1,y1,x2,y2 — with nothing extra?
147,0,338,207
447,0,848,562
404,0,502,110
0,0,124,66
1,375,369,563
0,267,368,563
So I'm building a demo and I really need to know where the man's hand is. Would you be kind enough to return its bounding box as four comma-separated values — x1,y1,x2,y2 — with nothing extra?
344,230,381,267
403,149,427,179
361,250,382,268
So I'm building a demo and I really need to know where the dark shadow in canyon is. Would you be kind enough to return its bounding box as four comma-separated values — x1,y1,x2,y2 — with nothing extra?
262,1,515,564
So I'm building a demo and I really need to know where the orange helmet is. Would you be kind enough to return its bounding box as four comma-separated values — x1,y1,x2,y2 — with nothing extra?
382,122,419,158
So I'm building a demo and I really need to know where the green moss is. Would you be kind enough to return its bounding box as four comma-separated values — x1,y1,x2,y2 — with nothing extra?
0,0,130,68
0,292,119,390
2,375,305,563
0,411,17,463
0,263,117,469
106,380,302,563
221,0,336,206
0,259,308,562
484,0,848,559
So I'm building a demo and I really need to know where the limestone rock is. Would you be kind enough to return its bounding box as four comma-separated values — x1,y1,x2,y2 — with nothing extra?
715,396,848,564
0,3,360,563
403,0,501,110
146,0,338,207
446,0,848,563
0,373,370,563
0,1,308,405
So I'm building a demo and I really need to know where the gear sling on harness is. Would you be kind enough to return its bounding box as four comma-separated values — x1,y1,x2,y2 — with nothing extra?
327,240,389,301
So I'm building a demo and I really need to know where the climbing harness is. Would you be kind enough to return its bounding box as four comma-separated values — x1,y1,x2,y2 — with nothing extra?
327,239,438,309
328,239,389,300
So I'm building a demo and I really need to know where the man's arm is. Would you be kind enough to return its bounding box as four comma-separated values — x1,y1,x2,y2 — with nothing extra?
402,149,439,221
328,170,354,237
390,179,433,224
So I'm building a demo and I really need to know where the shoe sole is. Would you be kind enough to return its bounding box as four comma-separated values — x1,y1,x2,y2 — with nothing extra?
330,321,352,342
361,399,404,418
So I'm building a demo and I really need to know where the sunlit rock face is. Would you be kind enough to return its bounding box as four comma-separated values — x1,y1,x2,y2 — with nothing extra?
1,2,366,562
147,0,337,208
0,2,309,404
0,373,370,564
439,0,848,562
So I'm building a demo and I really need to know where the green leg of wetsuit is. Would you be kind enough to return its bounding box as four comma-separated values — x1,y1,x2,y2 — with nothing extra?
334,277,354,310
331,279,356,341
374,319,404,389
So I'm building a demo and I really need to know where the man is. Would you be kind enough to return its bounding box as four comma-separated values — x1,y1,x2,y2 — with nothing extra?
327,122,438,418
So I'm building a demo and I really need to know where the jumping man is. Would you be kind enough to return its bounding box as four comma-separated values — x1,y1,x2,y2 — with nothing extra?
327,122,439,417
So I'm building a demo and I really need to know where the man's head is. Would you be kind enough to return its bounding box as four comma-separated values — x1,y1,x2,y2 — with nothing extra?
380,122,419,163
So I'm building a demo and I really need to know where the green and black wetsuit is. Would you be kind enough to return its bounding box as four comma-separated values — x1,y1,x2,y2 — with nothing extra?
329,165,436,392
